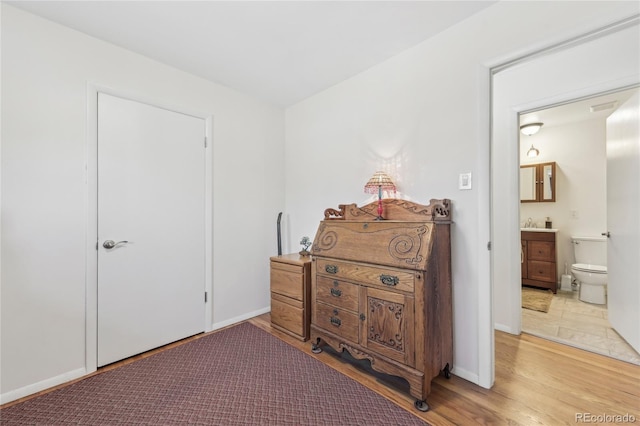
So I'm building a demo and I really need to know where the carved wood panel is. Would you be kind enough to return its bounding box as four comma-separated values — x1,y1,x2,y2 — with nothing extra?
360,286,414,366
312,221,432,270
368,297,405,352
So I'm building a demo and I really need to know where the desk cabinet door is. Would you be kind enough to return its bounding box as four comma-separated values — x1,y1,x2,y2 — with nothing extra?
360,287,415,367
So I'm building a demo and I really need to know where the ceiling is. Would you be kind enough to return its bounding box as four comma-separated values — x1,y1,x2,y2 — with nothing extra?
7,1,497,107
520,87,639,130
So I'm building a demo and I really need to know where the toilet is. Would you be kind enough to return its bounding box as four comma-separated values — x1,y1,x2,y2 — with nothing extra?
571,236,608,304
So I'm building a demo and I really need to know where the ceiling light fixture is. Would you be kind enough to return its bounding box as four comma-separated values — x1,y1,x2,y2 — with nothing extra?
520,122,543,158
520,122,543,136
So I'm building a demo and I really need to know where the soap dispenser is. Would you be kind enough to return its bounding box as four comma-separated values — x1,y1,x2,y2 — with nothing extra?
545,217,552,229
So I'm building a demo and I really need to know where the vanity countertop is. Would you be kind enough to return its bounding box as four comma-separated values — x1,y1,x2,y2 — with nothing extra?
521,228,558,233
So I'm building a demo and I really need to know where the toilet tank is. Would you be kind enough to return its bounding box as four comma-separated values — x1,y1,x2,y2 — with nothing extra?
571,236,607,266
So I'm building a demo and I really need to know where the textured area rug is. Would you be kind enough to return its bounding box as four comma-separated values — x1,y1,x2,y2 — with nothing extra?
522,286,554,313
1,322,426,425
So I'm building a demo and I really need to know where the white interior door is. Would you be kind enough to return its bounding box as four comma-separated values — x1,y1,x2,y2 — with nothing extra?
97,93,206,366
606,91,640,354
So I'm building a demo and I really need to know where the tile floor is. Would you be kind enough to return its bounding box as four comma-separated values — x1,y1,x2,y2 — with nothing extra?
522,288,640,365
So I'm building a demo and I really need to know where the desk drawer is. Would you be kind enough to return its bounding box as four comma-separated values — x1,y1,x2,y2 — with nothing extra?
316,258,415,293
315,302,359,342
316,276,359,312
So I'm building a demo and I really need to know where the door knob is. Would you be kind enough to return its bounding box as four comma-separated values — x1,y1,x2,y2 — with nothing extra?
103,240,129,249
601,232,610,238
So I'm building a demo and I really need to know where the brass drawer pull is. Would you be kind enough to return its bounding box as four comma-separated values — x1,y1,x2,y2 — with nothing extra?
325,264,338,274
330,316,342,327
330,288,342,297
380,274,399,286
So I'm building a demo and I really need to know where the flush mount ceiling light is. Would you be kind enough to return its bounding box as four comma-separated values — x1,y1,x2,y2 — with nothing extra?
520,122,543,136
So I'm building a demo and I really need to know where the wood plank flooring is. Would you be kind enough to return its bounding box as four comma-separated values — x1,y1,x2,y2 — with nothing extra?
3,313,639,425
251,313,639,426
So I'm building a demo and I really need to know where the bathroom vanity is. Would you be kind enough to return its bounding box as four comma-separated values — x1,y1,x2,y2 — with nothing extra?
521,229,558,293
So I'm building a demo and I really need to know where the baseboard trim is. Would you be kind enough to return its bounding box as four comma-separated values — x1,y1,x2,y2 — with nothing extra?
211,306,271,331
450,365,480,387
494,323,515,334
1,367,87,405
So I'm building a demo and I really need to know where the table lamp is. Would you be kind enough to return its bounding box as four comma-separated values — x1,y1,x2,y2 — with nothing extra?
364,171,396,220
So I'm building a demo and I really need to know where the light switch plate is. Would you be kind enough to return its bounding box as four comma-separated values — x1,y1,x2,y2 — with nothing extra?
459,172,472,190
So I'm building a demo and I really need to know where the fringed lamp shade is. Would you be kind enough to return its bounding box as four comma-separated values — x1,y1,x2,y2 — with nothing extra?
364,171,396,220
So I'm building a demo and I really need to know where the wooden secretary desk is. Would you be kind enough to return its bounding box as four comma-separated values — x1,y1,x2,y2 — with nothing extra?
309,198,453,412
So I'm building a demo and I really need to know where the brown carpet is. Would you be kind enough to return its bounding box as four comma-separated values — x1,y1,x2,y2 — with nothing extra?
522,286,554,313
1,322,427,425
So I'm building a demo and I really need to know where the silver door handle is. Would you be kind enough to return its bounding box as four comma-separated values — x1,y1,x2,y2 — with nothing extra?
601,232,610,238
103,240,129,249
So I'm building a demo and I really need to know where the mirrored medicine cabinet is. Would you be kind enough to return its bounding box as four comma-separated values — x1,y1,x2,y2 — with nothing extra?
520,161,556,202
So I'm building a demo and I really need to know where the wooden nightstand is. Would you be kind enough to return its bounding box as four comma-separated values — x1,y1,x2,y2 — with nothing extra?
270,253,311,341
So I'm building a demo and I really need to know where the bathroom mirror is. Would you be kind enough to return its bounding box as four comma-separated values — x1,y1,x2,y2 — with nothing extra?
520,161,556,202
520,165,536,201
541,162,555,201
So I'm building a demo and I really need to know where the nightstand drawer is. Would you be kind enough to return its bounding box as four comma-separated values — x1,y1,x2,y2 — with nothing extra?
271,268,304,300
271,296,304,337
315,302,359,342
316,276,359,312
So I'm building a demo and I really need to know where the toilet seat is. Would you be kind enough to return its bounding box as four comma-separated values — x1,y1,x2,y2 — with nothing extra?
571,263,607,274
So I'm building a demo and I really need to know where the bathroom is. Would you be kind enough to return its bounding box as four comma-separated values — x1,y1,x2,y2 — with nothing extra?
518,88,640,365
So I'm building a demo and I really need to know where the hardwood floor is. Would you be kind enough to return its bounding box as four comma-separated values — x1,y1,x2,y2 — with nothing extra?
4,313,639,425
251,313,639,426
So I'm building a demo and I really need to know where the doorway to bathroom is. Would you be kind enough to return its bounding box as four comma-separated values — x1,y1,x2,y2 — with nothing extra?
489,19,640,385
517,88,640,365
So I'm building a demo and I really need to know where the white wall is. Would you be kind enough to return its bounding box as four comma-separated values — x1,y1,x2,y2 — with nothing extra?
521,118,608,280
1,5,284,401
284,1,639,385
2,0,638,404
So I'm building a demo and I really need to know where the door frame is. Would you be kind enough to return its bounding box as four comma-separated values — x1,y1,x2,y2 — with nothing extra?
488,16,640,382
85,83,214,373
485,16,639,386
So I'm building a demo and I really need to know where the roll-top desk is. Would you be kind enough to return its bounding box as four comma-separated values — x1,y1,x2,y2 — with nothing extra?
310,198,452,412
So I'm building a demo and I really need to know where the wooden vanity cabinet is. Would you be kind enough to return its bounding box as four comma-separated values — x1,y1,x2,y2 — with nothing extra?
270,254,311,341
521,231,557,292
309,199,452,412
520,162,556,202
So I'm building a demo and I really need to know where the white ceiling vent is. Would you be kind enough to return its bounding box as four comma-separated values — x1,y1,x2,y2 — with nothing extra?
590,101,618,113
